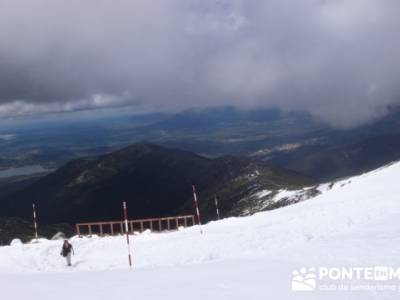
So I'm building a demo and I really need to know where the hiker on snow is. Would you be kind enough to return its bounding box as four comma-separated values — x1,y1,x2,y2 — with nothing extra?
61,240,74,266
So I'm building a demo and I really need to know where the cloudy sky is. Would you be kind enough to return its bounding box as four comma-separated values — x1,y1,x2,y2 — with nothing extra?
0,0,399,127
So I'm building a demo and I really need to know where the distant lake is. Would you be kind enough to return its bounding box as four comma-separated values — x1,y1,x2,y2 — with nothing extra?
0,165,48,179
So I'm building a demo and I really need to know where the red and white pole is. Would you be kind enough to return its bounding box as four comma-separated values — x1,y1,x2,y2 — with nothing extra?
123,201,133,268
192,185,203,234
32,203,38,240
214,194,220,220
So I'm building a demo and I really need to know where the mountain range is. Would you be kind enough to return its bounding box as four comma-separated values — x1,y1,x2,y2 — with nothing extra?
1,144,313,228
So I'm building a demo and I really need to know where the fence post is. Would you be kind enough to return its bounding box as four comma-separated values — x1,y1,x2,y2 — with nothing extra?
123,202,133,268
214,194,220,220
76,224,81,238
140,221,144,232
32,203,38,241
192,185,203,234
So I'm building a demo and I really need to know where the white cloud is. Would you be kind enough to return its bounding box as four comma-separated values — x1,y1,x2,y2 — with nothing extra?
0,0,399,127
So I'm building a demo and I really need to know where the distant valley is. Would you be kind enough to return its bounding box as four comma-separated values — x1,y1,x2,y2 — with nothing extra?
1,106,400,181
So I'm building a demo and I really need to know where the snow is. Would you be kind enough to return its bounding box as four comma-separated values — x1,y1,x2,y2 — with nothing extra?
2,162,400,299
243,185,319,215
253,189,272,198
9,239,23,246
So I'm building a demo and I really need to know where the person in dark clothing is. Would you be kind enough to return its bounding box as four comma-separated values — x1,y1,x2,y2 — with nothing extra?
61,240,74,266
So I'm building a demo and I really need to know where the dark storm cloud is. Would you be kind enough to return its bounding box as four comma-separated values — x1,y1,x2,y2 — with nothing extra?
0,0,399,127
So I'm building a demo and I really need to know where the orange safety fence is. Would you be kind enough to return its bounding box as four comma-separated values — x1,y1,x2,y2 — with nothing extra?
76,215,196,237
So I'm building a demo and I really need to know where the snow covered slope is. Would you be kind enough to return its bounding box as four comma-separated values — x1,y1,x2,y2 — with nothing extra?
2,162,400,299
